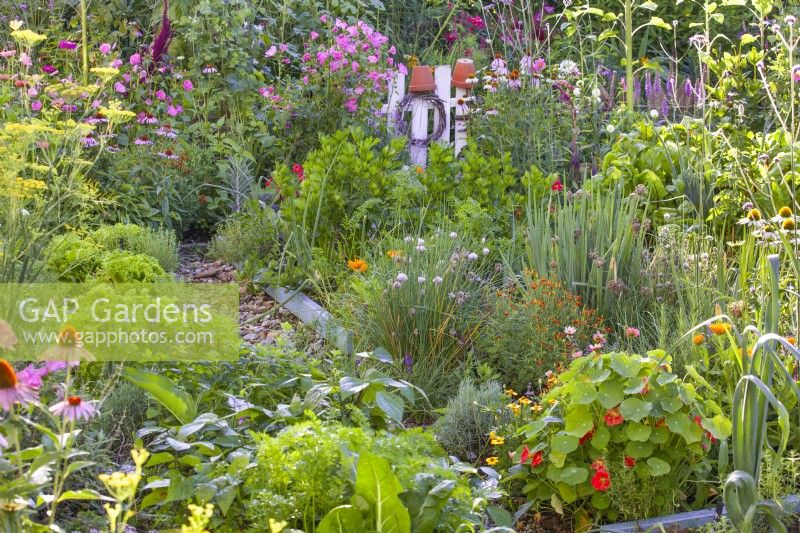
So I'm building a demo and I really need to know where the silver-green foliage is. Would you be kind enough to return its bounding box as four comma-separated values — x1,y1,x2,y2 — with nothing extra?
434,380,505,462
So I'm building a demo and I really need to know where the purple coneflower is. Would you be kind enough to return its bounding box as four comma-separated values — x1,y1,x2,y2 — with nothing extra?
158,149,179,159
202,64,218,74
0,360,38,411
49,396,97,422
156,124,177,138
137,112,158,125
58,40,77,50
80,134,98,147
134,135,153,145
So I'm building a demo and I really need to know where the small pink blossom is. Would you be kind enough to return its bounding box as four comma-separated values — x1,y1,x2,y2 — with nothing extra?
265,45,277,57
155,89,166,100
114,81,126,93
31,100,42,111
344,97,358,113
183,79,193,91
58,40,78,50
310,31,319,40
129,53,141,65
99,43,112,54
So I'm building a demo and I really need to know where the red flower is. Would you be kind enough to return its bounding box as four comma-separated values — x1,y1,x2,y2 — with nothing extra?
291,163,305,181
590,458,606,472
519,445,544,466
624,456,636,469
604,407,624,427
551,179,563,191
591,469,611,491
579,428,594,445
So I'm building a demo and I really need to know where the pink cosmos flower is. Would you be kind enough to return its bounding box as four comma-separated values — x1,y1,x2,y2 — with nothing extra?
99,43,112,54
0,360,38,412
625,326,641,338
320,14,327,22
58,40,78,50
344,97,358,113
19,52,32,67
49,396,97,422
183,79,193,91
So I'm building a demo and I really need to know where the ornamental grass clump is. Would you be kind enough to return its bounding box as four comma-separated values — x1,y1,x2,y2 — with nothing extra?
337,230,496,410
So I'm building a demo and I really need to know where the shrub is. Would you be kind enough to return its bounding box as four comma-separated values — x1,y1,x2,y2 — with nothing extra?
435,379,506,462
94,250,168,283
489,351,729,523
477,272,608,391
91,223,179,272
208,202,281,266
45,233,104,282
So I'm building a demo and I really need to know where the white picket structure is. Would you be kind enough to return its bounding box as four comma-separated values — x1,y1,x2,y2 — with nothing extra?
384,65,472,167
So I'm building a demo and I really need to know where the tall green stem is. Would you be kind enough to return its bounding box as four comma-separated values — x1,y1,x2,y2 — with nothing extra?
624,0,634,113
80,0,89,85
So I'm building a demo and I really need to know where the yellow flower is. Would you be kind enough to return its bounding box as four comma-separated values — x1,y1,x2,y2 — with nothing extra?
90,67,120,81
485,456,499,466
347,258,368,273
531,403,543,412
99,100,136,123
11,29,46,47
504,388,517,397
507,403,520,416
386,249,403,259
518,396,531,405
489,431,505,445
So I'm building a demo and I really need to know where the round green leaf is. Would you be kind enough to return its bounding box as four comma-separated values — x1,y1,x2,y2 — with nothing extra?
551,433,580,454
647,457,671,476
564,405,594,437
591,425,610,450
598,380,625,409
560,466,589,486
619,397,652,422
625,422,652,442
572,382,598,404
624,440,654,459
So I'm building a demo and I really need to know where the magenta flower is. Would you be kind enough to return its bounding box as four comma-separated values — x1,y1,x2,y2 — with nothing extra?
344,97,358,113
134,135,153,145
310,31,319,40
43,360,78,374
793,64,800,83
155,89,166,100
31,100,42,111
129,53,141,66
49,396,97,422
166,104,182,116
58,40,78,50
110,59,122,68
625,326,641,338
183,79,193,91
113,82,126,93
99,43,112,54
17,364,45,389
41,64,57,74
265,45,277,57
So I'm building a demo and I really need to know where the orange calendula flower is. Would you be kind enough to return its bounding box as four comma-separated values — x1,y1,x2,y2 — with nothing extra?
347,258,368,273
787,336,797,346
386,249,403,259
709,322,731,335
485,456,499,466
692,333,705,345
604,406,624,427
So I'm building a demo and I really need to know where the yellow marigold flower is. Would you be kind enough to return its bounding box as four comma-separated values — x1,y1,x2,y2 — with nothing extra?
531,403,543,412
692,333,705,345
518,396,531,405
547,398,558,405
507,403,520,416
709,322,731,335
787,336,797,346
747,208,762,221
485,456,499,466
504,388,517,397
347,258,368,273
489,431,505,445
782,218,795,231
779,206,793,218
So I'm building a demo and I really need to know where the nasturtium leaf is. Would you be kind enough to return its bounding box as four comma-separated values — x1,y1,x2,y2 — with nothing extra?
625,422,652,442
703,415,732,440
589,368,611,383
591,491,610,509
649,426,670,444
647,457,671,476
660,397,683,413
546,464,562,483
624,440,654,459
557,482,578,503
564,405,594,437
572,382,598,404
591,425,611,450
598,380,625,408
560,466,589,486
619,398,652,422
610,353,642,379
665,413,702,444
551,433,580,454
656,371,678,385
549,451,567,468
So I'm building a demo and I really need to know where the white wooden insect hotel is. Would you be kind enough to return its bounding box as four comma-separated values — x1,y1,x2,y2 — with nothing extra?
386,58,477,168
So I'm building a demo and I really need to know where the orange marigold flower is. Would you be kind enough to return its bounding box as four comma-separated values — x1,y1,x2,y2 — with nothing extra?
604,406,624,427
709,322,730,335
788,336,797,346
347,258,368,273
693,333,705,345
386,249,403,259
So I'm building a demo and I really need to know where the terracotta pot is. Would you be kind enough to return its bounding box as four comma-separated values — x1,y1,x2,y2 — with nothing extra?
409,65,436,92
451,58,477,89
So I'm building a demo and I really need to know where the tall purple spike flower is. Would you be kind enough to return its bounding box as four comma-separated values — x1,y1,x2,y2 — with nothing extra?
633,78,641,106
150,0,172,67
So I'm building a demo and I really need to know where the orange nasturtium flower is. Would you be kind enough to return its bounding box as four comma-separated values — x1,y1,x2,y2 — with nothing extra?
692,334,705,345
347,258,368,273
709,322,731,336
